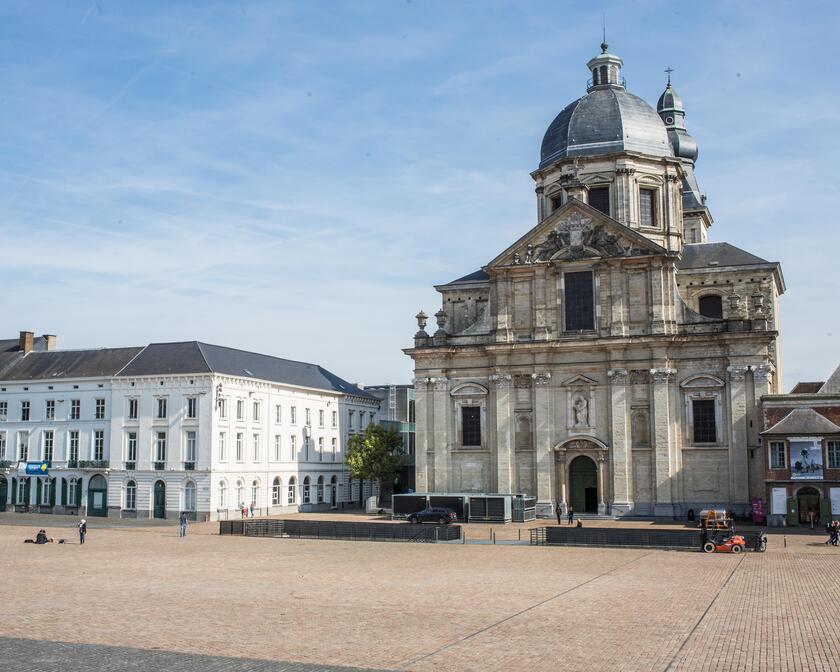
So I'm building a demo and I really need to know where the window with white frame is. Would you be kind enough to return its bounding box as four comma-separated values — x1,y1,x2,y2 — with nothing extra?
18,431,29,461
68,478,78,506
318,437,324,461
639,187,657,227
156,397,167,419
218,397,228,419
45,400,55,420
184,481,196,512
70,399,80,420
305,408,311,426
16,478,26,504
331,411,337,428
331,437,337,461
236,432,244,461
125,480,137,510
692,399,717,443
236,400,244,421
186,431,197,466
681,378,724,447
0,400,7,421
236,479,245,506
290,406,297,425
290,435,297,461
274,435,281,461
272,477,282,505
0,431,5,459
302,476,311,504
21,401,30,422
219,481,227,508
187,397,197,419
319,410,324,427
43,430,54,463
251,479,259,507
317,476,324,503
253,401,260,423
126,432,137,465
770,441,786,470
95,398,106,420
275,404,281,424
68,430,79,462
93,430,105,461
41,478,52,505
219,432,227,461
349,410,355,430
252,433,260,462
288,477,296,504
155,432,167,463
128,398,139,420
829,441,840,469
359,412,365,428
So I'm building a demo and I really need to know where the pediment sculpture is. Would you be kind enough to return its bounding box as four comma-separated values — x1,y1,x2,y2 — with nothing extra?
512,211,650,264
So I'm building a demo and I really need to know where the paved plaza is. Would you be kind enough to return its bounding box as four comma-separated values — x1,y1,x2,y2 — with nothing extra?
2,514,839,672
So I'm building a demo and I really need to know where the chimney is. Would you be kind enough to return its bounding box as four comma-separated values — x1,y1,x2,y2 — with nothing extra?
43,334,57,351
19,331,34,353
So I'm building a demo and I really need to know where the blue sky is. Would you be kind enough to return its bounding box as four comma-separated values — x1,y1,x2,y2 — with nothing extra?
0,1,838,388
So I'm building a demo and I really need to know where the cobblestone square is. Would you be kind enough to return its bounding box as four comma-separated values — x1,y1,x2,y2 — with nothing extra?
2,516,838,671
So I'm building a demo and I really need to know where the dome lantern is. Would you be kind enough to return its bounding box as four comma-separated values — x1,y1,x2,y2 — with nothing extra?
586,42,625,91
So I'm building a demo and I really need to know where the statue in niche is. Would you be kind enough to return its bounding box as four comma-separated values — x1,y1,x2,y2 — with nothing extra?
572,394,589,427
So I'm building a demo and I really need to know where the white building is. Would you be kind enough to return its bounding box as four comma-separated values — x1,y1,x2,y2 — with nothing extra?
0,332,379,520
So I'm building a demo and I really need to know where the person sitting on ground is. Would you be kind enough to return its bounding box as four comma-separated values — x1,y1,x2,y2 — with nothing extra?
576,519,583,528
35,529,48,544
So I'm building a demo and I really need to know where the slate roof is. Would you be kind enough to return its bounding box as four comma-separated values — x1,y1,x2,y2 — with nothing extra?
116,341,375,399
678,242,771,270
0,347,143,381
791,382,825,394
761,408,840,435
440,269,490,287
0,336,50,353
818,364,840,395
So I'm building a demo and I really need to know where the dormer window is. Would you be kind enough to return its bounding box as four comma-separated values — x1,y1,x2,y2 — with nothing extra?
698,295,723,319
639,188,657,227
587,186,610,216
550,194,562,212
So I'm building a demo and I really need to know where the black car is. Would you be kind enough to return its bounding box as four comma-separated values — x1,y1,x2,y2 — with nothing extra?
407,507,457,525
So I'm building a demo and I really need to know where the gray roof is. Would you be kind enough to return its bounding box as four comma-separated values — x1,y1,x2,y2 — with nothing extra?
678,242,770,270
762,408,840,435
818,364,840,394
117,342,376,399
540,88,672,168
441,269,490,287
0,347,143,381
0,336,50,353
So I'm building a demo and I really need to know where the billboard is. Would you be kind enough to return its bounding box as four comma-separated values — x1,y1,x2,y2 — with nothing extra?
790,437,823,480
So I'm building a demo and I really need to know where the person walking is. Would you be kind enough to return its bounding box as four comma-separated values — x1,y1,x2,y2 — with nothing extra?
78,519,87,545
808,508,816,530
249,501,255,518
179,511,187,539
567,506,574,526
555,502,563,525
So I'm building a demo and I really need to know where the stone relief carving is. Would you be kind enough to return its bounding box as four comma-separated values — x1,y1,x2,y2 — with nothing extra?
489,373,512,388
753,364,774,382
514,375,533,389
727,365,750,382
532,372,552,386
607,368,629,385
431,377,449,391
629,370,650,385
650,368,676,384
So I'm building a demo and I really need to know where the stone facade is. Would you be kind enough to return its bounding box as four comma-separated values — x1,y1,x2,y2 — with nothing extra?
405,46,785,517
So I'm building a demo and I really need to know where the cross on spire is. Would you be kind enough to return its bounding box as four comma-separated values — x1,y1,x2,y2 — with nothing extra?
665,66,674,86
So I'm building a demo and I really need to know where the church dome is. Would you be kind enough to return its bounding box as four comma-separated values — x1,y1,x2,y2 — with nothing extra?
539,45,672,169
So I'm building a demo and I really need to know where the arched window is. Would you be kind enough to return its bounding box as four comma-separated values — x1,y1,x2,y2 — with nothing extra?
236,479,245,507
272,476,282,505
698,295,723,319
288,477,296,504
219,481,227,508
303,476,311,504
251,479,260,507
184,481,196,512
67,477,79,506
317,476,324,504
125,480,137,510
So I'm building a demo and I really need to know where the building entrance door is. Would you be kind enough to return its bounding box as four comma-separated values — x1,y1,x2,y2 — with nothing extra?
153,481,166,519
0,476,7,512
87,474,108,517
797,486,821,525
569,455,598,514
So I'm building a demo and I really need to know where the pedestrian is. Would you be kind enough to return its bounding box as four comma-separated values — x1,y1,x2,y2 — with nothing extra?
241,505,247,519
831,520,840,547
555,502,563,525
249,501,255,518
808,508,816,530
567,506,574,526
179,511,187,539
78,518,87,545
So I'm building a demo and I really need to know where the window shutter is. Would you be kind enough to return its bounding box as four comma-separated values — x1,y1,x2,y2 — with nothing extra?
50,478,56,506
61,478,67,506
11,478,16,505
786,497,798,526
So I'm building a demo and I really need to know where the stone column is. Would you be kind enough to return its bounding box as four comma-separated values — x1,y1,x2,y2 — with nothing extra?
651,368,676,517
533,372,553,515
597,454,607,514
555,451,567,508
608,368,632,514
431,377,450,492
727,365,750,512
609,265,627,337
413,378,430,493
490,373,514,493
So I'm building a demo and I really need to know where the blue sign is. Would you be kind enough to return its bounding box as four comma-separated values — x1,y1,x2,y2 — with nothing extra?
24,462,49,475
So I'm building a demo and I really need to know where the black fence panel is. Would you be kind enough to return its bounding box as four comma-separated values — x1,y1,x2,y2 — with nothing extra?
531,526,703,550
392,495,428,516
221,518,461,543
219,520,244,535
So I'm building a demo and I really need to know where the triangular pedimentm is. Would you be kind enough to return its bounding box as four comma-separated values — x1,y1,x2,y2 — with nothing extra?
487,199,669,269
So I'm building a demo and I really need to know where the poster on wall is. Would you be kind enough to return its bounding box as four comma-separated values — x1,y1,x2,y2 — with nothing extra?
771,487,787,515
790,437,823,480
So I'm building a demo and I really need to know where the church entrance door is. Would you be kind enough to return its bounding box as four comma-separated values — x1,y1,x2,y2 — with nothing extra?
569,455,598,514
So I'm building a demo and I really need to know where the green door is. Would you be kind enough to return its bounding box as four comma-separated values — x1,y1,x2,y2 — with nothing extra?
786,497,799,527
0,476,7,512
87,474,108,517
569,456,598,514
153,481,166,519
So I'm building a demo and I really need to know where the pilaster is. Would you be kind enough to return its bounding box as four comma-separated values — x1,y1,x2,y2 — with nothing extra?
490,373,514,493
727,365,750,508
413,378,430,493
533,372,553,512
608,368,632,513
431,377,450,492
651,368,676,517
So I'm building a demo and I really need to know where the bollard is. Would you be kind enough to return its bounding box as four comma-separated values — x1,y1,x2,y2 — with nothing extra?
784,534,787,548
493,531,496,545
463,530,466,545
518,529,521,541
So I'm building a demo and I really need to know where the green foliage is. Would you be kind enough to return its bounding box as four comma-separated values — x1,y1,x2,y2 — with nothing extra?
345,424,408,486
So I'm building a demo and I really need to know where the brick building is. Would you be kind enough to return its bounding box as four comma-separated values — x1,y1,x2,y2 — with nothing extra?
761,366,840,526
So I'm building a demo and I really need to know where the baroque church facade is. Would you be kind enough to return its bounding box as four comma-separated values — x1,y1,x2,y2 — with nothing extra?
406,45,785,517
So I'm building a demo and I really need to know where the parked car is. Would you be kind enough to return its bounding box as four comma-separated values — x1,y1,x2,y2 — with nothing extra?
407,507,457,525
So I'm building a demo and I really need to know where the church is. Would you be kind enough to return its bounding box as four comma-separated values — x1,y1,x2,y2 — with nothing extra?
405,44,785,518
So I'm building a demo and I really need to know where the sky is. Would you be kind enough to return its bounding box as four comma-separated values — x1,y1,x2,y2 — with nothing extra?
0,1,838,389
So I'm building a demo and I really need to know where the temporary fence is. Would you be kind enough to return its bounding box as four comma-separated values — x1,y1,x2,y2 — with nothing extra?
530,526,703,550
220,518,461,543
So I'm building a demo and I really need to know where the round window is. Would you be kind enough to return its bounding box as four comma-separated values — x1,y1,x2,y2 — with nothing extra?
665,116,674,124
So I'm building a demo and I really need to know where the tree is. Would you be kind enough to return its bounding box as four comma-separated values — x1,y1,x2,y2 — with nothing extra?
345,424,408,503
